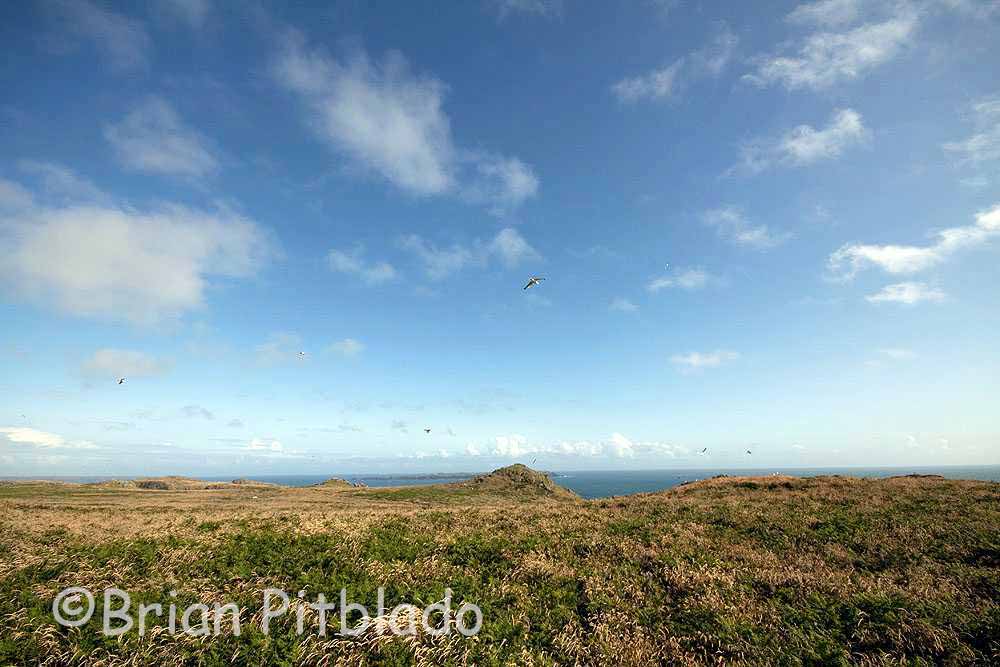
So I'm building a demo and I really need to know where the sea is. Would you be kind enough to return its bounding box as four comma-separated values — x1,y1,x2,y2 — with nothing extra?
7,465,1000,500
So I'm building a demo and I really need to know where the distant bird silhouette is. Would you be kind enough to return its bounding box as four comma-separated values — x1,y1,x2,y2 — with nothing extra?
298,351,307,358
700,447,708,454
117,377,125,385
424,428,431,434
531,458,537,465
523,276,545,290
746,449,752,455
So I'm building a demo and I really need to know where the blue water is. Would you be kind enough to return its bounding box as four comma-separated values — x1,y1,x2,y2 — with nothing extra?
7,466,999,499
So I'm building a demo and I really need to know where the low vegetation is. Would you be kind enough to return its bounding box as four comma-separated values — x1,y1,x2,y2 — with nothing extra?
1,467,998,665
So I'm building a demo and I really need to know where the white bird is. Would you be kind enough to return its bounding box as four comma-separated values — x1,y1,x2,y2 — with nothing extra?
523,276,545,290
117,377,125,385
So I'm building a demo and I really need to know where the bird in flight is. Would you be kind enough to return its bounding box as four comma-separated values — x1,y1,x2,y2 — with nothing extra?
523,276,545,290
531,457,537,465
298,351,307,358
746,449,752,455
700,447,708,454
424,428,431,434
117,377,125,385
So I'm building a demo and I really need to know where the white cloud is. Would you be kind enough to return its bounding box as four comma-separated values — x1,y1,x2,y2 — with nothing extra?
0,427,98,449
0,181,273,325
328,338,364,357
786,0,862,27
866,282,946,305
612,25,737,104
488,0,563,20
736,109,868,174
181,404,213,420
943,95,1000,165
703,206,789,249
609,297,639,313
492,434,530,457
609,432,635,458
104,97,218,177
327,246,398,286
671,349,740,371
745,7,918,90
465,432,684,460
46,0,151,73
647,269,709,292
828,203,1000,279
272,35,537,212
82,348,170,378
399,227,539,280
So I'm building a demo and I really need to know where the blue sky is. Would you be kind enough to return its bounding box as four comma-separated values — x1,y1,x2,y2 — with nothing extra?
1,0,998,477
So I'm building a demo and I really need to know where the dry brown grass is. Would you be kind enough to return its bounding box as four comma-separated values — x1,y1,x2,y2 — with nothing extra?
1,472,998,665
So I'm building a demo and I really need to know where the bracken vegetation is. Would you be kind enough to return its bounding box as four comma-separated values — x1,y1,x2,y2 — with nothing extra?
1,466,998,665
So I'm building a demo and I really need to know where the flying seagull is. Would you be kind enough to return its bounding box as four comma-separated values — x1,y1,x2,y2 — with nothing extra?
117,377,125,385
523,276,545,290
424,428,431,434
298,351,307,358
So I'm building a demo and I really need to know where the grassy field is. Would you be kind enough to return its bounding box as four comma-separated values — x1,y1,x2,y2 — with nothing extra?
1,466,998,665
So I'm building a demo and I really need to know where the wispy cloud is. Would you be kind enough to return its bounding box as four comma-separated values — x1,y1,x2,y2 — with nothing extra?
786,0,862,27
104,96,219,178
157,0,211,29
398,227,539,280
271,35,538,213
828,203,1000,279
745,4,918,90
328,338,365,357
647,269,709,292
612,60,685,104
609,297,639,313
82,349,171,379
487,0,563,20
255,332,304,365
612,24,738,103
703,206,789,249
671,349,740,372
943,95,1000,165
327,246,398,286
866,282,946,305
44,0,151,73
734,109,868,174
0,427,98,449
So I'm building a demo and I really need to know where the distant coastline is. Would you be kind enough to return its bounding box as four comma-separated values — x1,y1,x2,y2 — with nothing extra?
3,464,998,499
